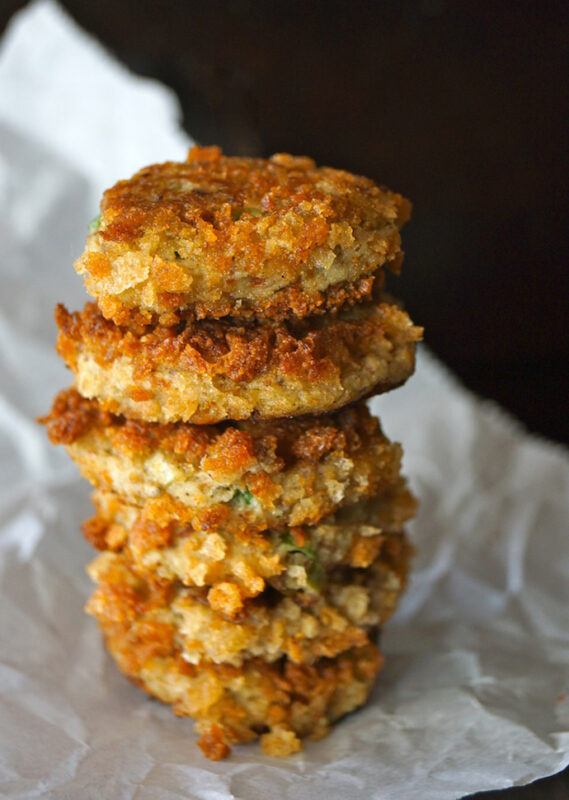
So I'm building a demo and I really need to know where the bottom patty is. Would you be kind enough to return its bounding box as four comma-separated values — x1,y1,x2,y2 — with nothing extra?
99,610,382,760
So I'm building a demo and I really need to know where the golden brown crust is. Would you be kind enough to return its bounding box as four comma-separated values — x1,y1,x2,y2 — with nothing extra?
55,299,421,423
41,388,406,530
43,386,378,456
83,488,417,612
86,539,411,666
45,146,420,761
98,611,382,759
75,147,410,324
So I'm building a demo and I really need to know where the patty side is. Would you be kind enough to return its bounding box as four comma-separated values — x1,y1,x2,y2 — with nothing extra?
84,488,417,614
99,616,382,759
55,299,421,423
42,389,405,530
87,538,411,667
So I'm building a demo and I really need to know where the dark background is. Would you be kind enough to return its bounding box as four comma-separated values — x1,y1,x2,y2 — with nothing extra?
1,1,568,797
2,0,568,445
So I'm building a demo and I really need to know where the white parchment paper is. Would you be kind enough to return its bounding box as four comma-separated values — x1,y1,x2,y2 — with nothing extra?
0,3,568,798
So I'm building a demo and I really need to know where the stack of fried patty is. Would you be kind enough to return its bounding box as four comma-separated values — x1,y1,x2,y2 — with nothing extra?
42,147,422,759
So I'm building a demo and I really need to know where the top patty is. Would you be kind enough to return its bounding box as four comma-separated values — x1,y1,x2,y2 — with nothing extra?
74,147,410,326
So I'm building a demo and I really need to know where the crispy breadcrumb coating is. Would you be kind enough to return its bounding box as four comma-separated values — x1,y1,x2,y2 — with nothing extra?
43,145,421,761
55,300,421,423
86,536,411,666
75,147,410,326
99,614,382,759
83,488,416,611
41,389,406,530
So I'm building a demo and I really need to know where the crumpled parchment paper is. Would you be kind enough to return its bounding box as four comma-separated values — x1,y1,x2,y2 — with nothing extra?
0,3,568,798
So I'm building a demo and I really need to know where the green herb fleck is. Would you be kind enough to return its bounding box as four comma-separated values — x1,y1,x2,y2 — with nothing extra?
233,207,264,221
88,214,101,233
307,562,325,592
233,487,254,505
280,532,317,561
174,250,182,259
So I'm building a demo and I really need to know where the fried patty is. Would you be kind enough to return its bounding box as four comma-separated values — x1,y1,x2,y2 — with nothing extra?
75,147,410,327
55,300,421,423
86,537,410,667
42,388,405,530
99,608,382,759
84,488,416,614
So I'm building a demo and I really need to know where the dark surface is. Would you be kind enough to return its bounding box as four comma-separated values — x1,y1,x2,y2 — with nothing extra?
1,1,568,796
